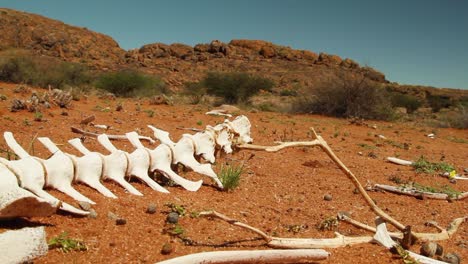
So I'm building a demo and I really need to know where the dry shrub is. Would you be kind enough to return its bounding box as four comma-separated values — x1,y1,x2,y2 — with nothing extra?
292,73,395,120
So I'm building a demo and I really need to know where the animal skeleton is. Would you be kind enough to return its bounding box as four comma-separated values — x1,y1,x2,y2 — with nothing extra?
0,116,252,216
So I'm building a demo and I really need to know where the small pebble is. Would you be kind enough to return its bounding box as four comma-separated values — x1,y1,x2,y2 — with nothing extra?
116,218,127,225
78,201,92,211
88,209,98,219
353,188,360,194
161,243,173,255
108,212,118,220
323,194,332,201
146,204,157,214
166,212,179,224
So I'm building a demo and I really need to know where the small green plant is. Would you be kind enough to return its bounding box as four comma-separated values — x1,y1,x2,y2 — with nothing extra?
446,136,468,144
357,143,376,150
412,156,454,174
218,163,243,191
317,216,339,231
34,111,43,121
165,203,186,216
144,109,155,117
392,244,419,264
403,182,462,199
285,224,308,234
196,120,203,126
171,224,185,236
388,175,407,185
48,232,87,253
23,118,31,126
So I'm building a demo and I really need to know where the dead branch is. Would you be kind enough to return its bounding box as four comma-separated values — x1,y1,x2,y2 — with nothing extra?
157,249,329,264
374,184,468,201
199,211,374,249
70,127,155,144
238,128,409,235
339,213,467,242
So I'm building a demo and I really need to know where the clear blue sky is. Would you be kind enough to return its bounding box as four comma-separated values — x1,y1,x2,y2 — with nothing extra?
1,0,467,89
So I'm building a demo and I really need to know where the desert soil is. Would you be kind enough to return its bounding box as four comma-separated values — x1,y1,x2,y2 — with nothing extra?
0,82,466,264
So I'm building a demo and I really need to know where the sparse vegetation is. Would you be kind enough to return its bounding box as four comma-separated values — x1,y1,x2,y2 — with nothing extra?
48,232,87,252
390,92,422,113
96,69,166,97
411,156,454,174
291,73,395,120
0,51,91,89
188,71,274,104
218,163,243,191
317,216,339,231
165,203,187,216
402,182,462,199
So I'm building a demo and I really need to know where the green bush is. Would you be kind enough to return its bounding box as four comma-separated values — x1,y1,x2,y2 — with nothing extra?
292,74,394,120
218,163,243,191
201,72,274,104
96,69,166,97
0,53,91,88
390,93,422,113
427,95,452,112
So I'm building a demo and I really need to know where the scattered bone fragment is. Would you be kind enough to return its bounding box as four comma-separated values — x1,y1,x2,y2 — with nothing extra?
0,163,58,219
71,126,156,144
374,184,468,200
80,115,95,125
387,157,413,166
373,218,449,264
157,249,330,264
205,109,232,117
94,124,110,130
0,227,48,264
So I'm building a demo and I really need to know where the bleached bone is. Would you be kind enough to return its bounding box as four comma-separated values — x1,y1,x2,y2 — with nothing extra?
0,227,48,264
64,148,116,199
3,132,88,215
173,135,223,188
0,163,58,219
206,124,233,154
148,125,223,188
98,132,166,194
188,132,216,163
69,138,142,196
112,131,201,192
224,115,253,145
205,109,233,117
374,184,468,200
36,137,95,204
387,157,413,166
158,249,329,264
147,125,174,145
148,144,203,192
71,126,156,144
373,219,449,264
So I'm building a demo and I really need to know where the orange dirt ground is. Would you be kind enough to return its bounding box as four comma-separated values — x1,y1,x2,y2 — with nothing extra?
0,82,466,263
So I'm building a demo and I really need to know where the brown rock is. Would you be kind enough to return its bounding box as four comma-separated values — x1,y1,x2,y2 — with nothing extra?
318,52,343,65
260,46,276,58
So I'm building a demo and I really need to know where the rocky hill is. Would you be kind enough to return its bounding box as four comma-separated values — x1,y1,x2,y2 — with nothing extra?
0,7,466,99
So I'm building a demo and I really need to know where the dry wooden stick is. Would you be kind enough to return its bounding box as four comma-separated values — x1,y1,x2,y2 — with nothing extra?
339,213,467,241
238,128,409,235
199,211,374,249
157,249,330,264
70,127,155,144
374,184,468,201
